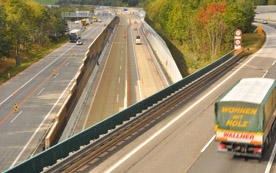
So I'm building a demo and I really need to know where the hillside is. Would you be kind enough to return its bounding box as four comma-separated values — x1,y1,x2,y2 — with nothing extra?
143,0,255,75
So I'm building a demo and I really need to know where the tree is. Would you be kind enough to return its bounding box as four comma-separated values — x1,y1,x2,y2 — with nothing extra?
196,2,227,60
5,0,33,57
0,4,10,57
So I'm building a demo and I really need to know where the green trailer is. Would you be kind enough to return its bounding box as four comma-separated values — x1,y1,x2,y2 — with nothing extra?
215,78,276,158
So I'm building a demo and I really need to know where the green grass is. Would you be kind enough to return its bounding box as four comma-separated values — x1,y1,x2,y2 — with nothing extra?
0,37,68,84
33,0,59,5
242,32,266,55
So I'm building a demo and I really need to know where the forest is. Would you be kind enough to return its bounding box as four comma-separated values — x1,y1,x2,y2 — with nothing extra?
55,0,141,6
0,0,68,75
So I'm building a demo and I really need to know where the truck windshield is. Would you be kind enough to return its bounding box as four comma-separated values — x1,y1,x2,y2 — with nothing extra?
70,33,77,37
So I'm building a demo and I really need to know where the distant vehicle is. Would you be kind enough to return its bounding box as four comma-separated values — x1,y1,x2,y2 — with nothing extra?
215,78,276,158
98,19,102,23
75,20,80,24
81,19,86,26
76,39,83,45
81,19,90,26
263,20,268,24
135,35,141,44
69,29,81,42
134,27,137,30
93,16,98,22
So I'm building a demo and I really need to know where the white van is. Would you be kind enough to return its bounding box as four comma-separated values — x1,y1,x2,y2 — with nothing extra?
136,35,141,45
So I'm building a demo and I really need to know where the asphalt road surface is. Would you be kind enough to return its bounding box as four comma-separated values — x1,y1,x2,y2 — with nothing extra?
0,17,112,171
74,14,168,132
69,24,276,172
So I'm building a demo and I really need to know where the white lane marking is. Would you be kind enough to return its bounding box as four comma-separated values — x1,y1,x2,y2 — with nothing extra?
37,88,45,96
54,73,59,78
121,57,123,61
130,27,142,101
265,141,276,173
273,60,276,66
140,29,169,86
66,62,70,66
119,77,120,83
201,135,215,152
10,111,23,123
10,74,76,168
117,94,119,103
120,65,122,70
0,44,74,107
105,40,268,173
82,26,118,131
0,23,99,107
263,70,268,78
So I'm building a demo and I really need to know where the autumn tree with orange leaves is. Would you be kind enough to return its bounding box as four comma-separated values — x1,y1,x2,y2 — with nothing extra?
196,2,227,60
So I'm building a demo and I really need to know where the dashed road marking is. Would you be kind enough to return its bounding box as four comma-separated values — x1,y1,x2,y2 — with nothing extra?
54,73,59,78
201,135,215,152
37,88,45,96
10,111,23,123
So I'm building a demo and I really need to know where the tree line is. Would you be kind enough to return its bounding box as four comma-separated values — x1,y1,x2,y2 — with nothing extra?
0,0,67,59
143,0,255,67
55,0,141,7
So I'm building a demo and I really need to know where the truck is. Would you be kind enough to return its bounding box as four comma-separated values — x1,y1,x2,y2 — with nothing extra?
215,78,276,158
93,16,98,22
69,29,81,43
81,19,90,26
81,19,86,26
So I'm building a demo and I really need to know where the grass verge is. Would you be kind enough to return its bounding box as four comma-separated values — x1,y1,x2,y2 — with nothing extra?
241,32,266,55
0,36,68,85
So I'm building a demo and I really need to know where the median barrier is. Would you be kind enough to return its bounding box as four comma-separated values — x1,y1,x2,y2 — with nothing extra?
43,16,120,150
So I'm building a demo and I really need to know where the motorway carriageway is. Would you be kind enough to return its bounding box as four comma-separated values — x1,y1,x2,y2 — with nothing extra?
72,14,169,134
0,17,111,171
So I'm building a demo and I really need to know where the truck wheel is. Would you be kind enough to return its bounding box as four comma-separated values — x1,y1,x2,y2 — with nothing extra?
265,137,269,149
266,133,271,149
268,134,272,146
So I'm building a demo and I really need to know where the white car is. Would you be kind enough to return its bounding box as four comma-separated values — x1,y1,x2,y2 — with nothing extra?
76,39,83,45
135,35,141,45
263,20,268,24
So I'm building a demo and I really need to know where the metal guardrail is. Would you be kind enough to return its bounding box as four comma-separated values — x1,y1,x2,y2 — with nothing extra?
5,47,247,173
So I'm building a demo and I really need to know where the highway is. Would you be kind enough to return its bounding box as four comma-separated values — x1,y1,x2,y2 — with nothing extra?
0,17,112,171
65,24,276,172
73,14,168,132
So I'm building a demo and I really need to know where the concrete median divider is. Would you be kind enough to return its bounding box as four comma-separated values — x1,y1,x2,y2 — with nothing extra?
44,16,120,150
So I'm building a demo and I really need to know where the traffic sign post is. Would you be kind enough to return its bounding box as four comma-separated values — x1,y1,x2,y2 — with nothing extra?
234,29,242,50
257,26,262,37
235,39,241,45
235,29,242,37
